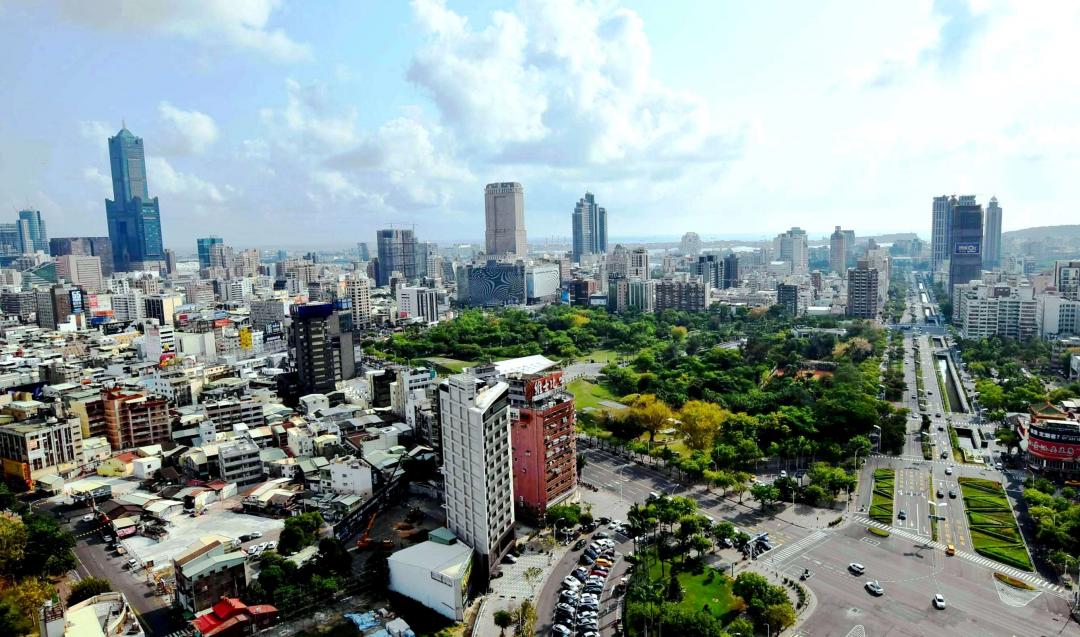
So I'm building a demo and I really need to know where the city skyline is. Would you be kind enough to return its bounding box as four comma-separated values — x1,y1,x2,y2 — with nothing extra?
3,2,1080,245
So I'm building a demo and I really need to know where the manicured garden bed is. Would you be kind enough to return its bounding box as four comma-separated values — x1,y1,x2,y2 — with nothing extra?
959,478,1033,571
869,469,895,524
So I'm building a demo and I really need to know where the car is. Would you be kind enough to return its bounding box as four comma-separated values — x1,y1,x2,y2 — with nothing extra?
598,517,611,525
551,624,572,637
941,451,949,459
580,522,597,533
573,539,588,551
247,546,260,555
848,563,866,574
591,569,609,579
248,531,262,539
593,531,611,539
578,601,599,611
578,632,598,637
865,580,884,596
583,585,603,594
757,539,773,551
82,513,94,523
502,554,518,564
595,558,613,568
936,489,944,498
125,558,138,569
597,538,615,548
562,577,582,590
610,519,624,528
779,470,788,479
556,603,576,615
265,541,276,551
945,466,953,475
995,462,1003,471
933,594,946,609
897,509,907,520
560,592,579,604
945,544,956,556
948,490,956,499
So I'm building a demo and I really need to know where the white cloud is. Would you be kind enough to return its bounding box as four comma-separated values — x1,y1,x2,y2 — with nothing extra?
55,0,311,62
79,120,112,141
158,102,219,155
82,167,112,196
147,156,228,203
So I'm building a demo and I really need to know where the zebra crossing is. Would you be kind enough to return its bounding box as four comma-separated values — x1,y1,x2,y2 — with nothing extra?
852,515,1068,596
759,530,830,565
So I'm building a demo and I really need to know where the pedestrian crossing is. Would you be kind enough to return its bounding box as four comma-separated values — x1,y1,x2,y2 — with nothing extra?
760,530,829,565
851,515,1067,596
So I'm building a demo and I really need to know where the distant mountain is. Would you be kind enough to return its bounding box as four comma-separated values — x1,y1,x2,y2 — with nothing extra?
1003,225,1080,241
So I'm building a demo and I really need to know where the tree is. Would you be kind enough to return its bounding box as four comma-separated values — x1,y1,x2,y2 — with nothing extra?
278,512,324,555
626,394,674,443
66,577,112,606
545,503,582,528
678,401,726,451
513,600,537,637
10,577,53,626
733,572,773,605
19,514,75,576
493,610,514,636
666,573,684,602
750,483,780,510
522,566,543,594
763,601,798,631
315,538,353,577
802,484,827,506
0,515,27,576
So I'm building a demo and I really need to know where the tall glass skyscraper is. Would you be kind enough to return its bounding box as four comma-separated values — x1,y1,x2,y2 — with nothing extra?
375,228,418,287
16,210,47,253
571,192,608,263
105,127,164,272
197,236,223,268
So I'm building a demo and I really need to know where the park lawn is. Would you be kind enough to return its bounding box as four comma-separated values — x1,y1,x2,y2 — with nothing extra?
646,559,741,624
959,477,1033,571
422,357,475,374
568,378,623,410
869,469,895,524
639,430,693,458
585,349,622,364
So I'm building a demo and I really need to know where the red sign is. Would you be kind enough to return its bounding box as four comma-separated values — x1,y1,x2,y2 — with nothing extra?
525,372,564,401
1028,438,1080,461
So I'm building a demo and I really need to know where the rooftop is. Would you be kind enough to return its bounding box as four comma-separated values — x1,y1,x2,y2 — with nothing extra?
493,354,557,376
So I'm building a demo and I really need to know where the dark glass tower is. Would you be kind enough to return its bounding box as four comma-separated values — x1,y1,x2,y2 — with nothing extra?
197,236,223,269
948,203,984,296
105,127,164,272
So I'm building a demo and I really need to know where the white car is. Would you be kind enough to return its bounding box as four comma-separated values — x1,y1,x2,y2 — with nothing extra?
945,466,953,475
848,563,865,574
81,514,94,522
266,541,277,551
933,594,946,609
249,531,263,539
561,576,582,590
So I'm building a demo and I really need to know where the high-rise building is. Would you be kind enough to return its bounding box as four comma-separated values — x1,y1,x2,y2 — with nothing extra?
1054,261,1080,301
948,202,984,296
931,195,977,274
164,249,177,275
438,374,515,572
722,253,740,288
55,255,104,293
397,286,441,324
49,237,114,276
102,388,170,450
467,261,526,307
695,255,724,289
17,209,47,253
680,232,702,257
830,226,847,274
345,273,373,328
655,279,709,312
846,261,880,319
484,182,527,257
571,192,608,262
0,224,21,256
953,281,1037,341
628,247,650,279
777,283,802,316
197,236,223,269
775,227,808,274
290,302,356,395
376,229,418,287
507,370,576,519
356,242,370,261
842,230,856,268
105,127,165,272
984,197,1003,268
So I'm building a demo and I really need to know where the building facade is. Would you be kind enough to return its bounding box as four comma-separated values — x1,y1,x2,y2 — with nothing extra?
984,197,1003,268
484,182,527,257
375,229,419,287
952,281,1038,341
507,371,576,520
105,127,165,272
948,202,984,295
655,279,709,312
466,261,526,307
290,303,356,395
102,389,170,450
830,226,847,275
846,262,880,319
571,192,608,262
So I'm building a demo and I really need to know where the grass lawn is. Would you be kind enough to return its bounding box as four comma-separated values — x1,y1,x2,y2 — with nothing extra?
568,378,623,410
958,477,1033,571
869,469,895,524
422,357,474,374
645,558,741,624
585,349,623,364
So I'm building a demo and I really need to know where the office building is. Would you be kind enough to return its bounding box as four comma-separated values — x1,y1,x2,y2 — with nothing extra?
695,255,723,289
526,264,561,303
1054,261,1080,301
55,255,104,293
438,374,515,573
17,209,47,253
846,261,880,319
290,302,356,395
0,224,21,255
777,283,802,316
571,192,608,262
952,281,1037,341
722,253,740,288
144,293,182,327
1038,294,1080,339
49,236,114,276
680,232,702,256
655,279,709,312
35,284,85,330
356,242,370,261
0,417,83,485
931,194,977,274
466,261,526,307
105,127,165,272
502,369,577,520
196,236,223,269
398,286,441,324
830,226,847,274
163,249,177,275
484,182,527,257
102,388,170,450
376,229,418,287
775,227,808,274
345,273,373,328
984,197,1002,268
628,247,649,279
627,279,656,312
948,201,984,296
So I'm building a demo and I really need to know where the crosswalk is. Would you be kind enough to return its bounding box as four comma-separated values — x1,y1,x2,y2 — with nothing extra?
851,515,1067,596
759,530,829,565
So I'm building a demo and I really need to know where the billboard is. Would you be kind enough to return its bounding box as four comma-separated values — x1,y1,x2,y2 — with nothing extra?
954,242,981,255
1028,438,1080,461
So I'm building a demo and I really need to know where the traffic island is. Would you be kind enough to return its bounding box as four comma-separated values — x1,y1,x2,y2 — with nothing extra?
869,469,895,524
959,478,1034,571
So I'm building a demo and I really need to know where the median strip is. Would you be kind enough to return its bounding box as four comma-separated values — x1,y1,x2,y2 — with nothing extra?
869,469,895,524
958,477,1033,571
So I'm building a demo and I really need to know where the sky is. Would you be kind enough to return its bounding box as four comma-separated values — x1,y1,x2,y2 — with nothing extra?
1,0,1079,250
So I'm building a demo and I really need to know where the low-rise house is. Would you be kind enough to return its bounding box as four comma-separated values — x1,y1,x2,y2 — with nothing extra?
174,538,249,614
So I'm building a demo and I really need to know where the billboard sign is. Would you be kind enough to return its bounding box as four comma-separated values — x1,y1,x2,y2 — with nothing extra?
954,242,980,255
1028,438,1080,461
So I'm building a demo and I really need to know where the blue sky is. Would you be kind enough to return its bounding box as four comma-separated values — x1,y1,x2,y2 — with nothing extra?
1,0,1078,250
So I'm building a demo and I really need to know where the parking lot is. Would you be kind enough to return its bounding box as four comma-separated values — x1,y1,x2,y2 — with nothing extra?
538,523,631,637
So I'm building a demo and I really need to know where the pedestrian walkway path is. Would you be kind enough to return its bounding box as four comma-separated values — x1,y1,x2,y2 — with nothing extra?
851,514,1068,596
759,530,830,566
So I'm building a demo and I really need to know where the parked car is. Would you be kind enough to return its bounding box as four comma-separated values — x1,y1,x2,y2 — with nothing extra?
598,517,611,525
562,576,582,590
81,514,94,523
266,541,276,551
593,531,611,539
573,539,588,551
551,624,572,637
249,531,263,539
937,489,944,498
556,603,576,616
945,466,953,475
948,490,956,499
125,558,138,570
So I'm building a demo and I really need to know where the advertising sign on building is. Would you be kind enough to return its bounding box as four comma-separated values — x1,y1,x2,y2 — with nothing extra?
954,242,981,255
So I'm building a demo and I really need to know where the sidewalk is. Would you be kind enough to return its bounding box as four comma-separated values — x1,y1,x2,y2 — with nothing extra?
474,540,570,637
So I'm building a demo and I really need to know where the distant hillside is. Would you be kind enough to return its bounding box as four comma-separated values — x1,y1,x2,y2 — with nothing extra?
1004,225,1080,241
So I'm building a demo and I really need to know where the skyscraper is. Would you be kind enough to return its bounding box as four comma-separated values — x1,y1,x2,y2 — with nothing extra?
722,253,740,288
948,202,984,296
197,236,223,269
572,192,608,262
847,260,880,318
695,255,723,289
484,182,527,257
775,227,808,274
984,196,1003,268
105,127,164,272
49,237,114,276
17,210,46,253
830,226,847,274
375,229,418,287
290,302,356,395
931,195,977,274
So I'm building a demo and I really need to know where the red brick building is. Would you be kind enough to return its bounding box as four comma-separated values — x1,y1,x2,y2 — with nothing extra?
508,370,576,520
